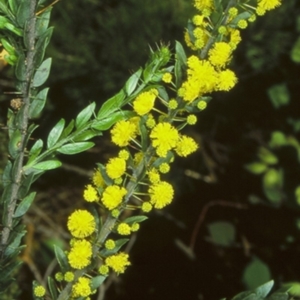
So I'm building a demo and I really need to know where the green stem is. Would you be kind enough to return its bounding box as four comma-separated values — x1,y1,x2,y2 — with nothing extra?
0,0,37,256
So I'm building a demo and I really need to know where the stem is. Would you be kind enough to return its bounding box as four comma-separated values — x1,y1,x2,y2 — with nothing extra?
0,0,37,255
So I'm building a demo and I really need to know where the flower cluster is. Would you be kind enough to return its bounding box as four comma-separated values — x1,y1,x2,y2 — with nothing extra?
52,0,282,298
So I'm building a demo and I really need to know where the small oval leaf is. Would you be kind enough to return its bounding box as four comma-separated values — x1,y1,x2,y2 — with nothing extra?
57,141,94,155
14,192,36,218
32,160,62,170
33,57,52,87
47,119,65,149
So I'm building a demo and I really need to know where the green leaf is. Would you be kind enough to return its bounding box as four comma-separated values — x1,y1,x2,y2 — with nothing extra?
255,280,274,298
8,129,21,159
93,110,133,131
245,162,268,175
4,226,26,257
258,147,278,165
32,160,62,171
124,68,142,96
28,139,43,165
291,36,300,63
36,7,52,36
47,118,65,148
281,282,300,297
29,87,49,119
231,291,255,300
16,0,30,27
269,131,287,148
267,292,289,300
32,57,52,87
175,41,186,87
15,53,26,81
54,245,69,273
97,89,126,118
33,27,53,67
57,141,94,155
73,129,101,142
243,258,272,290
60,119,75,140
8,0,18,14
268,84,290,109
2,160,12,187
231,11,252,26
48,277,58,300
123,215,148,224
14,192,36,218
90,275,106,290
18,173,36,199
207,221,236,247
263,168,281,188
75,102,96,130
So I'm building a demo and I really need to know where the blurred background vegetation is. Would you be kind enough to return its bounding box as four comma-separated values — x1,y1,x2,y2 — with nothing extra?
1,0,300,299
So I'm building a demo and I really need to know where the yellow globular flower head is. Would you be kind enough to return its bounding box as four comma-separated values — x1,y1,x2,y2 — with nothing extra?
105,252,131,274
180,56,218,102
117,223,131,235
111,120,138,147
146,114,156,128
147,168,161,184
118,149,130,160
197,100,207,110
208,42,232,69
141,202,153,212
133,151,143,166
34,285,46,297
217,69,238,91
187,114,197,125
229,29,242,49
162,72,172,83
175,135,198,157
168,99,178,110
150,123,179,157
192,14,205,26
237,19,248,29
133,89,158,116
257,0,281,12
228,7,238,17
68,239,92,269
194,0,214,12
256,6,266,16
106,157,126,179
101,185,127,210
83,184,98,202
64,271,75,282
55,272,64,282
99,264,109,275
67,209,96,238
105,239,116,250
72,277,92,298
159,163,170,174
131,223,140,232
148,181,174,209
92,169,105,188
218,26,227,35
184,30,197,50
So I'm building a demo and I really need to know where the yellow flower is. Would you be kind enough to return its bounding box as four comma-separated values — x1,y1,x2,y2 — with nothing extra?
141,202,153,212
229,29,241,49
68,240,92,269
187,114,197,125
168,99,178,110
106,157,126,179
197,100,207,110
99,264,109,275
67,209,96,238
105,239,116,250
147,168,160,184
106,252,131,274
83,184,98,202
159,163,170,174
184,30,197,50
237,19,248,29
133,89,158,116
148,181,174,209
180,56,218,102
175,135,198,157
34,285,46,297
118,149,130,160
131,223,140,232
111,120,137,147
64,271,74,282
101,185,127,210
150,123,179,157
194,0,214,12
192,14,205,26
257,0,281,11
55,272,63,282
162,73,172,83
92,169,105,188
217,69,238,91
72,277,92,298
117,223,131,235
208,42,232,68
